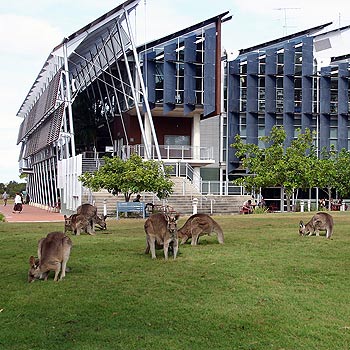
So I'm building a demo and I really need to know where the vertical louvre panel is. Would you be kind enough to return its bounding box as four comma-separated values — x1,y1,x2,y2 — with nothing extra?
227,60,240,172
265,48,277,135
302,37,313,128
246,52,258,145
338,63,348,150
283,43,295,146
204,27,216,116
143,51,156,108
163,43,176,114
320,66,331,151
184,35,196,115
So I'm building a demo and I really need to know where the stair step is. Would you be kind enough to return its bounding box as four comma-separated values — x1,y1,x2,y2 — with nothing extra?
79,176,250,216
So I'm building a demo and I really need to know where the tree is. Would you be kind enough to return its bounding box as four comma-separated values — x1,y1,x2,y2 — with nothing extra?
78,154,174,202
0,181,26,198
334,148,350,199
314,146,338,209
231,126,316,211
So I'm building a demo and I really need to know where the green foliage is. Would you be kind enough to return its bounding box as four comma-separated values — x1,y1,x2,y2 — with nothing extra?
1,213,350,349
232,127,350,204
232,126,316,207
334,148,350,198
0,181,26,198
253,205,269,214
79,154,174,201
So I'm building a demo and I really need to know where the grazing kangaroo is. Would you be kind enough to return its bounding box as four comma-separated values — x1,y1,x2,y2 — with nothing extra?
144,212,180,260
68,214,95,235
77,203,98,233
177,213,224,245
28,232,72,282
64,204,106,234
299,212,334,239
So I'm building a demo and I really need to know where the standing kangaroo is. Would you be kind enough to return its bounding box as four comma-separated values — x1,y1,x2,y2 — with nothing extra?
28,232,72,282
144,212,180,260
177,213,224,245
299,212,334,239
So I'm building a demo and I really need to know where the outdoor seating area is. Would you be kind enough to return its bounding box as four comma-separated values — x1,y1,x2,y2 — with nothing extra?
116,202,178,219
116,202,146,219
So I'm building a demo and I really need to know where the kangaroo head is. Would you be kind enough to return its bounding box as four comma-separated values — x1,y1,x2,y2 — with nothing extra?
96,215,107,230
64,215,73,232
165,214,180,234
28,256,41,282
299,220,306,236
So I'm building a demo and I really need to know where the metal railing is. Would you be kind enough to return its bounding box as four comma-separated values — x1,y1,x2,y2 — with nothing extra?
121,144,214,161
201,181,245,196
81,150,245,196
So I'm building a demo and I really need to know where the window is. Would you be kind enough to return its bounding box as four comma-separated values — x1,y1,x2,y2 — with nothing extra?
164,135,190,146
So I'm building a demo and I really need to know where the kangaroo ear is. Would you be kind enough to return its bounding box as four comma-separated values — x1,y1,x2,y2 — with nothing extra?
299,220,304,228
175,214,180,221
29,256,36,266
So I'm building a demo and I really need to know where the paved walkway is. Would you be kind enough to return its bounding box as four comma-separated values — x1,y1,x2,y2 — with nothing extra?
0,202,64,223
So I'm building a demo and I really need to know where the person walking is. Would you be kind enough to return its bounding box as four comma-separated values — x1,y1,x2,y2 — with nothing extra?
13,192,23,213
2,191,8,206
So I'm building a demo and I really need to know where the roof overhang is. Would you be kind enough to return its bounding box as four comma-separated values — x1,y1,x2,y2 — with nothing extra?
17,0,140,118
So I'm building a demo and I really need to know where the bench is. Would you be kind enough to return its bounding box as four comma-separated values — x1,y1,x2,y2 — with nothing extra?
116,202,145,219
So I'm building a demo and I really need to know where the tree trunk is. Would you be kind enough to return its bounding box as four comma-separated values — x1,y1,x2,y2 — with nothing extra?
286,194,291,212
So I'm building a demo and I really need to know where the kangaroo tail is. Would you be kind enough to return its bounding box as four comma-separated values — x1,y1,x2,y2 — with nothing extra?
214,223,224,244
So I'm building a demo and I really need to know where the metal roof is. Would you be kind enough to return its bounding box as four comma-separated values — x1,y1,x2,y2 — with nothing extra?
137,11,231,54
16,0,140,118
238,22,333,56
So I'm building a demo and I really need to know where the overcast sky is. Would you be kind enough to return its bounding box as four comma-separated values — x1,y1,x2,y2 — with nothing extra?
0,0,349,184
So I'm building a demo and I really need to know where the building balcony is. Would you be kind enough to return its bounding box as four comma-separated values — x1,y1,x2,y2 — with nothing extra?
81,144,215,174
121,144,215,167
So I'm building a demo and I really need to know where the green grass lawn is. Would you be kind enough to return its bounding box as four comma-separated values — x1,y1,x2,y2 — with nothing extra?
1,212,350,349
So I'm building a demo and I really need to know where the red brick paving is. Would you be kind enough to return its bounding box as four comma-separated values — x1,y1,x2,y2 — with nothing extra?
0,201,64,223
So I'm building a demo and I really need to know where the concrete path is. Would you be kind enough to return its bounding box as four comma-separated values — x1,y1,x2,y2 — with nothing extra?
0,201,64,223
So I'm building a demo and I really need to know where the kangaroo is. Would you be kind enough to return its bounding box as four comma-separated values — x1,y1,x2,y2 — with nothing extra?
77,203,98,233
71,214,94,235
299,212,334,239
177,213,224,245
144,212,180,260
28,232,72,282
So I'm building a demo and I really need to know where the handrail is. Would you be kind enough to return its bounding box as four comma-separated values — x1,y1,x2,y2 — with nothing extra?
81,152,245,197
120,144,214,161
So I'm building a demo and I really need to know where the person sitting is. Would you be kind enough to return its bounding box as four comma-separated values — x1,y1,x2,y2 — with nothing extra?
133,194,141,202
242,199,253,214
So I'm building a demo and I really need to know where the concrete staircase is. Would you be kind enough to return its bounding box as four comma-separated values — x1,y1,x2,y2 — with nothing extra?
82,177,250,217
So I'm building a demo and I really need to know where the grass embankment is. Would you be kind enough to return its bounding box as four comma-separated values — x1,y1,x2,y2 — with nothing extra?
1,212,350,349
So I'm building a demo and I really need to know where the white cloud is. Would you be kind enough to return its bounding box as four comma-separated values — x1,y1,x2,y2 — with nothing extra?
231,0,350,32
0,14,63,183
0,14,62,55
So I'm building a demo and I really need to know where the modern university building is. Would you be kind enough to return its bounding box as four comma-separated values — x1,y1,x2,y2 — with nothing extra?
16,0,350,213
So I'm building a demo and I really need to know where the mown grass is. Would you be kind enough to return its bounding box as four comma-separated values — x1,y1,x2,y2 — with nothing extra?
1,212,350,349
